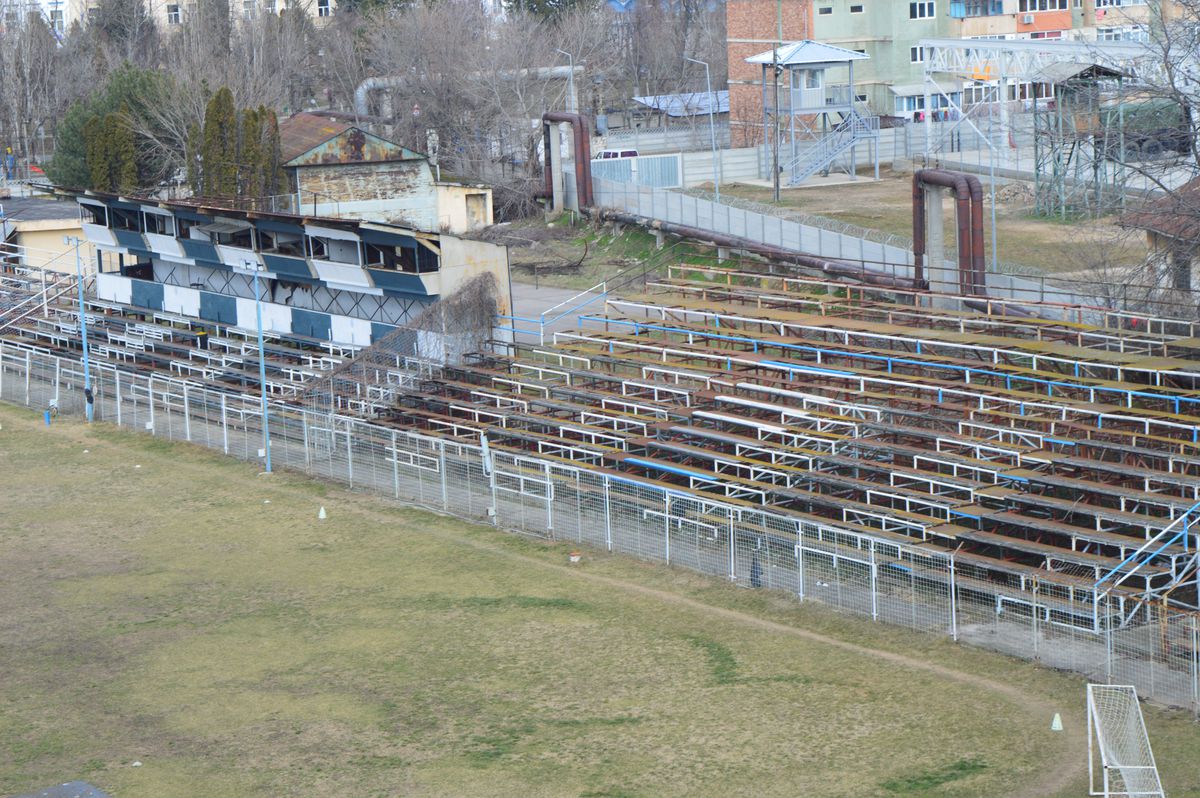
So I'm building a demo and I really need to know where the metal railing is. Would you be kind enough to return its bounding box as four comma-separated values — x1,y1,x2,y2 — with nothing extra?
2,337,1199,717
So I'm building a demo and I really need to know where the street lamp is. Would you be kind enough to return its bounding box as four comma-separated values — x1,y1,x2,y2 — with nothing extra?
556,48,576,113
244,259,272,473
66,236,93,422
685,56,720,204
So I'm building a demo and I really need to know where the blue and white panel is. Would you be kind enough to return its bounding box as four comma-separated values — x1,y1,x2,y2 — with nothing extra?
311,260,377,293
162,283,201,317
96,273,132,305
330,314,373,347
234,296,293,336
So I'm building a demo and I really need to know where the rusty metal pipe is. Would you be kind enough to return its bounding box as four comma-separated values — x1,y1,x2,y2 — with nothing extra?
912,178,926,289
965,174,986,295
914,169,987,296
598,209,922,289
541,112,593,209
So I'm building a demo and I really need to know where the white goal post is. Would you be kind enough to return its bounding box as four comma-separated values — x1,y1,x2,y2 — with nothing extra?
1088,684,1166,798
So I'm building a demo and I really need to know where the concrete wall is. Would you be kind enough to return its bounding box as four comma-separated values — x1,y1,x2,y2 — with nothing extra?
682,147,761,187
433,237,512,315
295,160,493,234
9,220,82,274
296,159,439,229
435,184,494,232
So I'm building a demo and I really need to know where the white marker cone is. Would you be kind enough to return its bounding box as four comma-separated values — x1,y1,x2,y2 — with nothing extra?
318,506,327,520
1051,713,1063,732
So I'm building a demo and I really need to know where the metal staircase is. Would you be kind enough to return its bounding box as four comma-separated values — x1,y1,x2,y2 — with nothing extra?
781,111,879,186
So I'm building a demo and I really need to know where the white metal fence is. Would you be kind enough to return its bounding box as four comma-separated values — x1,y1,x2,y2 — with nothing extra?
3,337,1198,716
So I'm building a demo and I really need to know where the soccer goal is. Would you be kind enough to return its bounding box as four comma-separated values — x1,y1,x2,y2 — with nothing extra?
1088,684,1165,798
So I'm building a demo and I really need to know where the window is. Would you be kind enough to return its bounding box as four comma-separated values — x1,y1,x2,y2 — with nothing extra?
1029,29,1063,38
1018,0,1067,11
143,212,175,236
316,0,330,16
909,1,934,18
910,46,926,62
166,3,179,22
1096,0,1147,6
49,8,63,33
855,93,868,102
111,208,141,232
242,0,253,16
850,3,863,11
80,203,108,227
818,6,832,13
1097,24,1148,41
952,0,1002,15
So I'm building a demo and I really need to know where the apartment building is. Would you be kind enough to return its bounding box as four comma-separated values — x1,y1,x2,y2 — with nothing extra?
728,1,1177,119
12,0,334,39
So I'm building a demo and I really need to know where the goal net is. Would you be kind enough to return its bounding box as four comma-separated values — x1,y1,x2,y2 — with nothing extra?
1087,684,1165,798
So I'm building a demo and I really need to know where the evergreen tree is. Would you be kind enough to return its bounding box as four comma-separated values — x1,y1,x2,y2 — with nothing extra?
84,115,110,191
259,107,286,196
239,106,263,199
112,106,138,194
200,87,238,197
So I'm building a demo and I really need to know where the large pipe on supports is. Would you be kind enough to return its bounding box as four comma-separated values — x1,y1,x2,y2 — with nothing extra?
599,209,921,289
540,111,593,209
913,169,986,295
353,66,585,118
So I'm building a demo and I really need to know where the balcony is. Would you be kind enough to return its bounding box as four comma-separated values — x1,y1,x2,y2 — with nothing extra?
950,0,1004,17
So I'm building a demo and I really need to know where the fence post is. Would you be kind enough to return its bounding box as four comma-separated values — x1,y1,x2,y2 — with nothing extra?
439,440,449,510
545,461,554,534
1192,614,1199,718
869,541,879,621
52,357,60,407
949,553,958,641
392,429,400,498
114,371,122,426
1105,595,1114,682
796,526,805,601
183,384,191,442
301,408,309,469
25,350,31,405
603,478,613,552
728,511,736,582
221,394,229,454
663,494,670,564
147,374,155,432
345,419,354,487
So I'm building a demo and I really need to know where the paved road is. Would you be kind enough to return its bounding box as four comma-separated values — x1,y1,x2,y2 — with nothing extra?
507,281,605,341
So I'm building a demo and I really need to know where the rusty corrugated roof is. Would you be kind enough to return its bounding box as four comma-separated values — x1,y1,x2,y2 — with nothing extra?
278,112,354,164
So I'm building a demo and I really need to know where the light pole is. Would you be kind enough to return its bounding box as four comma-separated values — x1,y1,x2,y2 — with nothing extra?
66,236,92,422
556,48,576,113
685,56,720,204
245,259,272,473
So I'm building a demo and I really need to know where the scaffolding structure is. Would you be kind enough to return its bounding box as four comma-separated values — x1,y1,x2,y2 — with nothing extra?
920,38,1160,220
1033,66,1130,219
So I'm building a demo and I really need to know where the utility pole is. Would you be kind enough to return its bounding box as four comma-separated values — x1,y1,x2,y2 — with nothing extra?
685,56,720,204
246,259,272,473
773,0,783,203
66,236,93,422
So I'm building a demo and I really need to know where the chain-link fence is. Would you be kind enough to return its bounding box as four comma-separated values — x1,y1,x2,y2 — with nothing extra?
2,338,1198,715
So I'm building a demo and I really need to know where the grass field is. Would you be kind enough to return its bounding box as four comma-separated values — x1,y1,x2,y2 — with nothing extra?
2,402,1199,797
716,173,1148,277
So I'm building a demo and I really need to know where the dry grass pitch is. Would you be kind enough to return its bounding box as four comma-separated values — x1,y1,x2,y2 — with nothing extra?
2,403,1199,797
